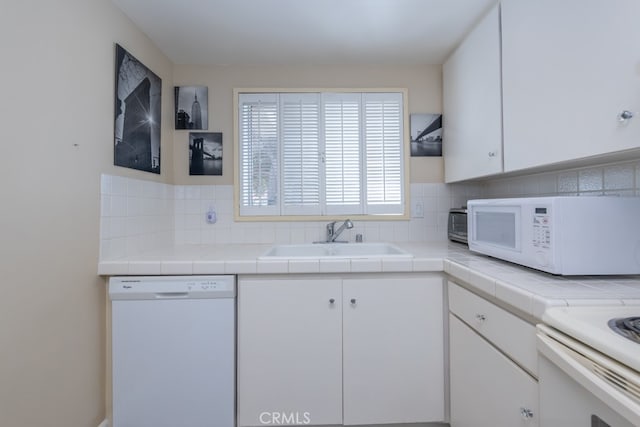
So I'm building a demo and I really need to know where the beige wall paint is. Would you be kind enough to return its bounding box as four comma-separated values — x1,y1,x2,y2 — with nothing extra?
0,1,173,426
173,64,444,185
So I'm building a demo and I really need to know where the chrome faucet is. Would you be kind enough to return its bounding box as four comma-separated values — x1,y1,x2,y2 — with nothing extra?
326,219,354,243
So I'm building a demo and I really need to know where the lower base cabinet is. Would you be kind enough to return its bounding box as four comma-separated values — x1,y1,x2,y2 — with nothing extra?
449,314,539,427
238,277,343,426
237,274,445,426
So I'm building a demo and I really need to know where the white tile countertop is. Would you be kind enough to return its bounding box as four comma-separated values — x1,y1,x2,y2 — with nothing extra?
98,241,640,321
98,242,454,276
444,249,640,321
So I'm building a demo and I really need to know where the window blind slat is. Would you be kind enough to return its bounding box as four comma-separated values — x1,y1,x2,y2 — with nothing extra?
364,93,404,214
239,94,279,215
281,93,321,215
323,94,362,214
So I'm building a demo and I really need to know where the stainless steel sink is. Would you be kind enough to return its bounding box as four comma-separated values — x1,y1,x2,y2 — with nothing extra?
259,243,412,259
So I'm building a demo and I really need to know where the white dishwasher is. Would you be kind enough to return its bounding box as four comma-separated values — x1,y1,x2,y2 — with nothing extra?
109,275,235,427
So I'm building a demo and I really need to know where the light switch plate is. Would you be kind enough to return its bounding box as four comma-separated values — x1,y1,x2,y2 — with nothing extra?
411,200,424,218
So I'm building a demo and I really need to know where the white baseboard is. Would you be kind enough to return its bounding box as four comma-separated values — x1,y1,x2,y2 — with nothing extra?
97,419,109,427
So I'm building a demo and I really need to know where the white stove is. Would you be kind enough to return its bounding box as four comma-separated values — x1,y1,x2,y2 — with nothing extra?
542,306,640,373
537,305,640,427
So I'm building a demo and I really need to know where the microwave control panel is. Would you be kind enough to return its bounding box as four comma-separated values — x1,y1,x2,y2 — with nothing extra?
532,207,551,249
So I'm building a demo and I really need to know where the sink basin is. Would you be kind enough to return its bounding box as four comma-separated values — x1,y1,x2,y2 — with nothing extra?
259,243,412,259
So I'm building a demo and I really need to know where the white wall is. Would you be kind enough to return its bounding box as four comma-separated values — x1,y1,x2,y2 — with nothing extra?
0,1,174,426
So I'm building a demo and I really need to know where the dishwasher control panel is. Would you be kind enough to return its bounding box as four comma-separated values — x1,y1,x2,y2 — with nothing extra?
109,275,236,300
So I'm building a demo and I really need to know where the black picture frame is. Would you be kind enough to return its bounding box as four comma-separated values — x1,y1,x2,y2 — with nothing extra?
410,114,443,157
113,44,162,174
175,86,208,130
189,132,222,176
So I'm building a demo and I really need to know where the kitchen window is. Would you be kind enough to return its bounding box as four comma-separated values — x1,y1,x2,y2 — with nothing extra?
235,90,408,219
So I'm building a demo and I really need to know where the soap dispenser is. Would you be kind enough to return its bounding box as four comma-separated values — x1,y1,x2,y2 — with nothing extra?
206,206,217,224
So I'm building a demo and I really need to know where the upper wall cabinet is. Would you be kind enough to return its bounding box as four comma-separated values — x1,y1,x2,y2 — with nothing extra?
443,4,503,183
502,0,640,172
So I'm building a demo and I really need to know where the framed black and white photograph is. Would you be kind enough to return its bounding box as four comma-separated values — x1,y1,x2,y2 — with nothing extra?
189,132,222,176
175,86,208,130
410,113,442,157
113,44,162,174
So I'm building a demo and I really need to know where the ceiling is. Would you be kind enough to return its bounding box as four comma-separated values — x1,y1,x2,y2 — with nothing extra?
111,0,496,66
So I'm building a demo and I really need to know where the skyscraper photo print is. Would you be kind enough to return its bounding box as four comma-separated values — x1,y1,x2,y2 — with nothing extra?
175,86,209,130
113,44,162,174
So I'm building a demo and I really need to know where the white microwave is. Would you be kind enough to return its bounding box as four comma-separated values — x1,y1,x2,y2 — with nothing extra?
467,196,640,275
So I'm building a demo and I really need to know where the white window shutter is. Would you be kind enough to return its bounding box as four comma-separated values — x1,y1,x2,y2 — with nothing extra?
280,93,322,215
363,93,404,215
237,91,405,218
323,93,363,215
238,94,280,216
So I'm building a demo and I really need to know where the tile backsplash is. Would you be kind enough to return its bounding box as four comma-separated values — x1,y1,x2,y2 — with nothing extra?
100,175,173,260
173,182,483,246
484,160,640,198
99,174,482,260
101,159,639,260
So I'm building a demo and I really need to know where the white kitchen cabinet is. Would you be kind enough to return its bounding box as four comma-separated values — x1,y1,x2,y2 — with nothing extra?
448,280,537,376
502,0,640,172
448,281,538,427
443,4,503,182
342,277,444,425
237,274,445,427
449,315,539,427
237,277,343,426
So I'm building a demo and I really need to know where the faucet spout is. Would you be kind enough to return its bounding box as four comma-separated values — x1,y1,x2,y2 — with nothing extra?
327,219,354,242
325,221,336,242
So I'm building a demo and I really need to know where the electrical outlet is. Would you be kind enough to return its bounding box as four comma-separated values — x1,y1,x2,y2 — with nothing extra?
412,200,424,218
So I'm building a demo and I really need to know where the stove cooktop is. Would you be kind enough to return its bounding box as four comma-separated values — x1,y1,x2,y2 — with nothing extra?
543,306,640,373
609,317,640,344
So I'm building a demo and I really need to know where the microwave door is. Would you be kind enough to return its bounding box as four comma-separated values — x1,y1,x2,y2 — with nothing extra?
472,206,521,252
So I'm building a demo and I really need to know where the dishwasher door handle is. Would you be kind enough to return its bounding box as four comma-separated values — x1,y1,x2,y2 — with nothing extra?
155,292,190,299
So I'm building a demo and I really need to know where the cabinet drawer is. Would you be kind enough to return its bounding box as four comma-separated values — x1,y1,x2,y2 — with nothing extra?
450,315,538,427
448,281,537,376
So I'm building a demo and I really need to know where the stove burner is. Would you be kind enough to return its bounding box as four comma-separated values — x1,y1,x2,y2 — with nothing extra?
608,317,640,344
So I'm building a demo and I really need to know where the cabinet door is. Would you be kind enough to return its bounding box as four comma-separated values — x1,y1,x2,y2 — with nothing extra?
443,4,503,182
237,277,343,427
342,276,445,425
502,0,640,172
449,315,538,427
